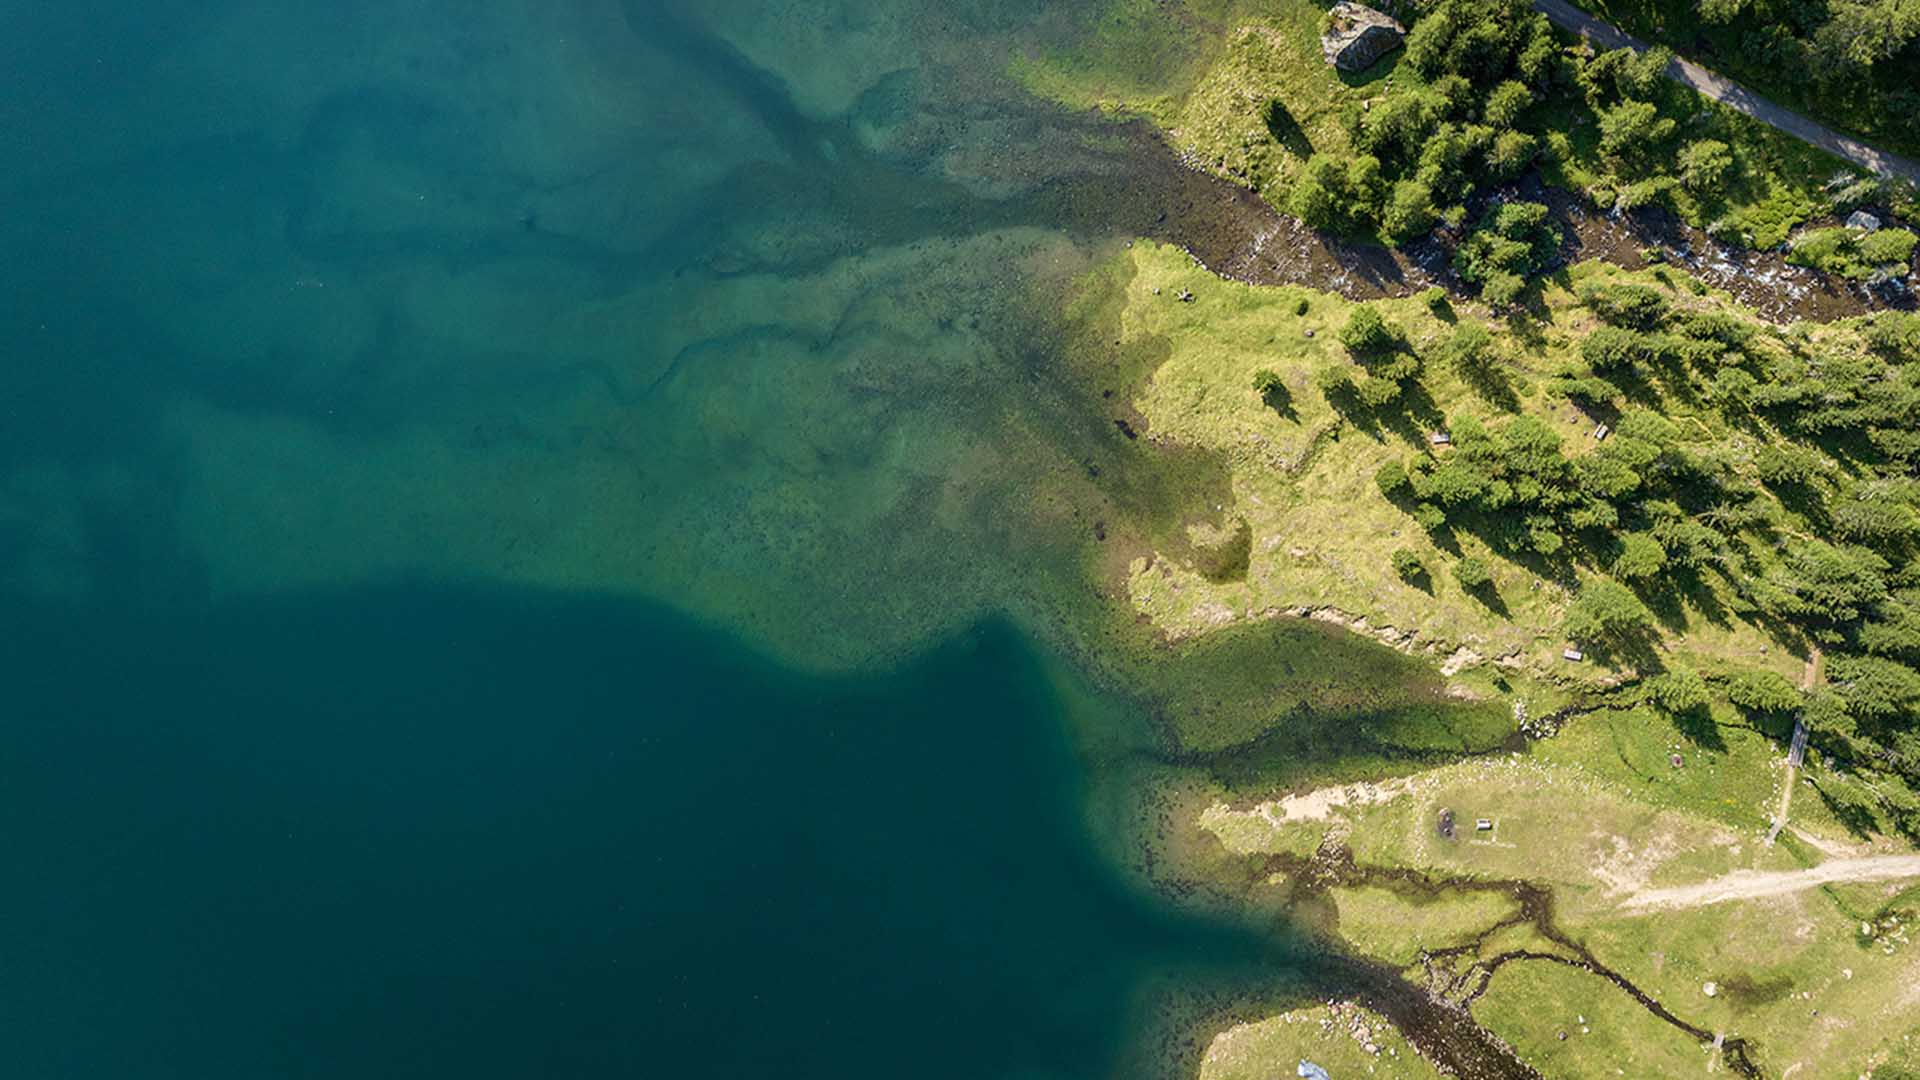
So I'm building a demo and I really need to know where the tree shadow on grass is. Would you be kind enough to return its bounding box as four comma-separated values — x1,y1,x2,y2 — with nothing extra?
1260,382,1300,423
1263,99,1314,159
1465,582,1510,618
1669,705,1728,752
1812,778,1882,839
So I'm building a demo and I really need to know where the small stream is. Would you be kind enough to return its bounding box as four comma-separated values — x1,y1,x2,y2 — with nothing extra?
1262,837,1766,1079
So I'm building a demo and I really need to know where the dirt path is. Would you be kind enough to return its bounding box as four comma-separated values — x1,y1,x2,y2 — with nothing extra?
1765,647,1823,845
1530,0,1920,186
1620,854,1920,911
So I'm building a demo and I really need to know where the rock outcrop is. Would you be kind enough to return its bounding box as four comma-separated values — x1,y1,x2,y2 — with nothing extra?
1321,2,1405,74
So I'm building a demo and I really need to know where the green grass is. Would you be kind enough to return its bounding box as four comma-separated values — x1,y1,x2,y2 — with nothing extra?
1330,884,1517,965
1113,241,1857,692
1199,1002,1446,1080
1475,959,1713,1077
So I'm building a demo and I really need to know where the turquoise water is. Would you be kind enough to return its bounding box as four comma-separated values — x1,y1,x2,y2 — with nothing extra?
0,2,1336,1076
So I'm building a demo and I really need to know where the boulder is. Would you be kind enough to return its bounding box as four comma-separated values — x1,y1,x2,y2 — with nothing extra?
1321,3,1405,74
1846,209,1883,232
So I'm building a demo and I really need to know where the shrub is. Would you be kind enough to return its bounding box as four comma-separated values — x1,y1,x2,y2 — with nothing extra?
1314,366,1356,398
1596,100,1676,162
1677,139,1733,193
1413,503,1448,530
1564,578,1654,643
1861,228,1919,271
1251,369,1285,397
1290,155,1350,231
1454,556,1493,590
1391,548,1427,582
1647,666,1710,713
1613,532,1668,580
1294,297,1311,316
1580,326,1647,369
1789,226,1918,281
1723,668,1801,714
1379,180,1437,243
1421,285,1449,312
1339,304,1398,355
1484,80,1532,129
1455,201,1560,296
1376,459,1411,497
1580,282,1670,328
1356,374,1404,407
1481,271,1527,308
1486,130,1540,179
1440,321,1495,374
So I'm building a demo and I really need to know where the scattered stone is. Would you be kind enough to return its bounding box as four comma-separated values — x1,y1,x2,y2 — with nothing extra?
1320,2,1405,74
1304,328,1316,338
1846,210,1883,232
1703,981,1718,997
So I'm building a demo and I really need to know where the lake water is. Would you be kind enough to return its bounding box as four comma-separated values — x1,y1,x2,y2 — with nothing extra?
0,2,1320,1076
2,591,1304,1078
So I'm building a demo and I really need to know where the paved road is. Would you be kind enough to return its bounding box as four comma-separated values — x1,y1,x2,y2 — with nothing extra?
1531,0,1920,187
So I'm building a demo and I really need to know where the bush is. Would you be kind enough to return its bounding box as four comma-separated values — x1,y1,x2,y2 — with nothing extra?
1861,228,1919,271
1484,80,1532,129
1454,556,1493,590
1376,459,1411,497
1613,532,1668,580
1580,282,1670,328
1723,668,1801,714
1564,578,1654,644
1789,226,1918,281
1455,201,1560,296
1413,503,1448,531
1440,321,1494,374
1421,285,1449,313
1481,271,1527,308
1580,326,1647,369
1647,666,1710,713
1251,368,1285,397
1356,374,1404,407
1391,548,1427,582
1339,304,1398,355
1596,100,1676,162
1314,366,1356,398
1677,139,1733,194
1367,179,1431,246
1290,154,1357,232
1486,130,1539,179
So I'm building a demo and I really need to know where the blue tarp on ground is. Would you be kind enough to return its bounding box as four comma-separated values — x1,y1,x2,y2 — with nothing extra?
1298,1061,1332,1080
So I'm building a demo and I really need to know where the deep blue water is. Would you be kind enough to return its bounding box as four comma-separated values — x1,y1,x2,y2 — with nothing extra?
1,593,1280,1078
